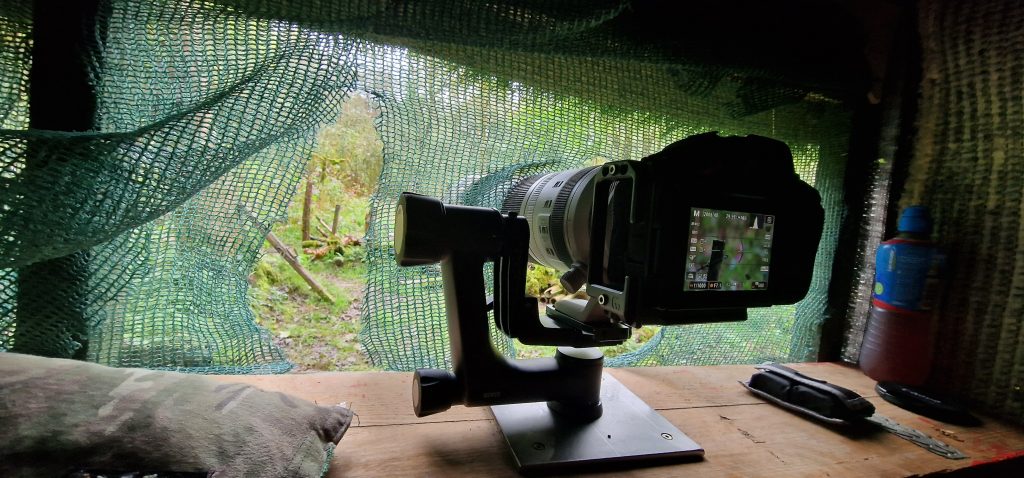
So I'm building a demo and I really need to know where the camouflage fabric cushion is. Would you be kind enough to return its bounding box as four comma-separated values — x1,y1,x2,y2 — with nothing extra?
0,353,352,477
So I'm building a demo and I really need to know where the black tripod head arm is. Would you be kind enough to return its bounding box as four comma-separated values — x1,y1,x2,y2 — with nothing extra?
394,192,612,418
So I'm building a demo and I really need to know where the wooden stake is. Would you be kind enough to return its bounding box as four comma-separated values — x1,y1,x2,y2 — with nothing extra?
332,204,341,235
301,178,313,241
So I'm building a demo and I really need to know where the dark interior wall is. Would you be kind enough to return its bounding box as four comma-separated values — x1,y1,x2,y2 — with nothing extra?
902,0,1023,421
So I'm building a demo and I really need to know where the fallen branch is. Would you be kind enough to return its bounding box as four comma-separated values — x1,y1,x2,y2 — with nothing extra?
264,230,335,303
316,215,334,239
315,221,331,239
242,207,335,303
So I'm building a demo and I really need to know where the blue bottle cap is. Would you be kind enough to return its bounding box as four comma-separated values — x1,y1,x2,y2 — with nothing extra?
898,205,932,234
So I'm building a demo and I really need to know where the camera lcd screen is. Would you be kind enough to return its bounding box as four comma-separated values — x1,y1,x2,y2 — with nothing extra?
685,207,774,291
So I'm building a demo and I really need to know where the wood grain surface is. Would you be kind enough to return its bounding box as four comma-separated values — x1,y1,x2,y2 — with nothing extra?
216,363,1024,477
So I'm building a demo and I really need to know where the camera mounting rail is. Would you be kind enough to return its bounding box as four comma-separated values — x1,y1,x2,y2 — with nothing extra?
395,192,703,472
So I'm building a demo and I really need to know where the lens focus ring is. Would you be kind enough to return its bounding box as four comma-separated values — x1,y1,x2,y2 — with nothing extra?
548,167,597,268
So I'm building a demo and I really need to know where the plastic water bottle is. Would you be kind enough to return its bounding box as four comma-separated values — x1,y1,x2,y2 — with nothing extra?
859,206,943,386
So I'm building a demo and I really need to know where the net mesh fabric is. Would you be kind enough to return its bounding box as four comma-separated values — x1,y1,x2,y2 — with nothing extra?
1,0,356,371
1,0,855,373
896,0,1024,423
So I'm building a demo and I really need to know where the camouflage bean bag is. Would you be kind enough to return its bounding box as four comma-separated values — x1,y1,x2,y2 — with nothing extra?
0,353,352,477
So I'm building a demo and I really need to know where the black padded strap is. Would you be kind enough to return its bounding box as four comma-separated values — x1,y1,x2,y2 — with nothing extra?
741,362,875,423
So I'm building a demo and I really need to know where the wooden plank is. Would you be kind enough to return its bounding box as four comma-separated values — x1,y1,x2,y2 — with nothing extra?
609,362,878,411
329,401,1024,477
213,364,1024,476
213,363,875,425
212,371,488,426
332,421,518,478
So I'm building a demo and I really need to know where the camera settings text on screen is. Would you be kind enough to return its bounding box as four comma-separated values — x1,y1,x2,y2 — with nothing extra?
685,207,774,291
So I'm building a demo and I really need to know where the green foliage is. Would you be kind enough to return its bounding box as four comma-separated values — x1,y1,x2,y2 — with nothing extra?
254,254,351,313
251,251,372,371
601,326,661,357
248,89,677,370
313,93,384,195
247,92,383,372
250,258,284,290
339,244,366,264
525,264,559,297
277,184,369,245
515,326,661,360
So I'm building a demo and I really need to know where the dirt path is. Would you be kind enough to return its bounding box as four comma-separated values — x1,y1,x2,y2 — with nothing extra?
253,255,374,372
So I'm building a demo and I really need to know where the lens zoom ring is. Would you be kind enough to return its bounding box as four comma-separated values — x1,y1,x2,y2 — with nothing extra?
549,167,597,267
501,174,543,215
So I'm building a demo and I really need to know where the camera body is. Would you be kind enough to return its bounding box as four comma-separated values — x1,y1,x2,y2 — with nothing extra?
503,132,824,328
590,132,823,326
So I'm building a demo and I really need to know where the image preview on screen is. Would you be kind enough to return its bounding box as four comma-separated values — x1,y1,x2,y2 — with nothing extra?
685,207,774,291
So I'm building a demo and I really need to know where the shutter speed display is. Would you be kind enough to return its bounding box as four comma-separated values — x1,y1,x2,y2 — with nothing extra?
685,207,774,291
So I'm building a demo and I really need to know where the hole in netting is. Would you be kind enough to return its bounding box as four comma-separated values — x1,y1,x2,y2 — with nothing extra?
251,91,381,372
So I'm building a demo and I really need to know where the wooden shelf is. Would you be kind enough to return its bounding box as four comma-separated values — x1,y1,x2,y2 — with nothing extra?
218,363,1024,477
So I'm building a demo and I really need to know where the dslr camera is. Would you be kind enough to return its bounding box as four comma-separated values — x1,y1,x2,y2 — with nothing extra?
497,131,824,337
393,132,824,470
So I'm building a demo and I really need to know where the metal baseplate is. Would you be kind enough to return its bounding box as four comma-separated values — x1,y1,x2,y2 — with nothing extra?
491,373,704,473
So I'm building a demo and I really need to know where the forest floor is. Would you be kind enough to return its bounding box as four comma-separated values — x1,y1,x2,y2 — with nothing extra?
251,252,374,372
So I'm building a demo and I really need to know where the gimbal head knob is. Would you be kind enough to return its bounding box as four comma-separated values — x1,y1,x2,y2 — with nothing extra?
412,368,459,417
395,192,505,267
394,193,446,266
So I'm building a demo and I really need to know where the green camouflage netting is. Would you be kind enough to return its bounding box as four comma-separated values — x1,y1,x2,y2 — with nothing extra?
896,0,1024,423
0,0,860,372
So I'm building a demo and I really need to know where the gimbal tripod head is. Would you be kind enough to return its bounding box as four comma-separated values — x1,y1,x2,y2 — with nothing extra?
392,133,823,470
395,192,616,418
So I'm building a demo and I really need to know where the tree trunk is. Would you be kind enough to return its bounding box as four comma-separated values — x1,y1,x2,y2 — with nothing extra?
14,0,109,359
301,178,313,241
